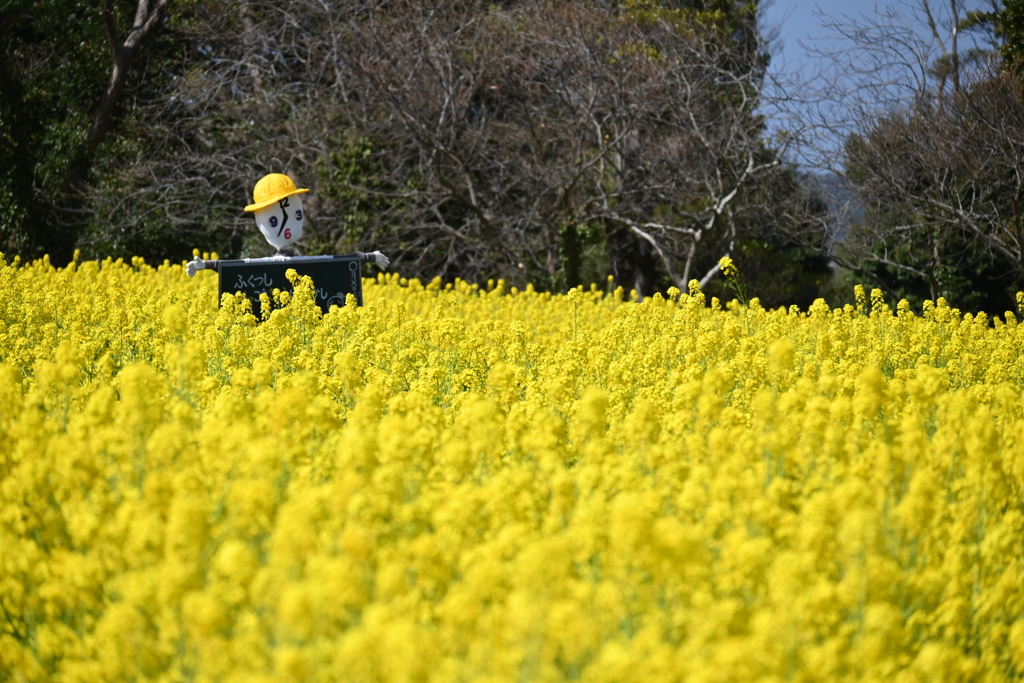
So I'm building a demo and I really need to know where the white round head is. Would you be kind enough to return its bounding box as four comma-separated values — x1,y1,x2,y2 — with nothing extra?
254,195,304,250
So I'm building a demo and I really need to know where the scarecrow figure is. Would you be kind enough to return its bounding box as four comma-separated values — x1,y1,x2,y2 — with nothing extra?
186,173,389,277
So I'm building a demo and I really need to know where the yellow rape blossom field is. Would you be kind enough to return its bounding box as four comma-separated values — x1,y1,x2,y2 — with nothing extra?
2,253,1024,683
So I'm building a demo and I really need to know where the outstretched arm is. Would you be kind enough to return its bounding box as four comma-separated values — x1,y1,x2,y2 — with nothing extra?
365,251,390,269
188,253,387,277
186,256,207,278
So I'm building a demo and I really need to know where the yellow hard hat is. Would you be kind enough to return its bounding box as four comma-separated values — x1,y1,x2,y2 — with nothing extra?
244,173,309,212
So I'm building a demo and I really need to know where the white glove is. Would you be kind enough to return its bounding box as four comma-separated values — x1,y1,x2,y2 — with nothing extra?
186,257,206,278
371,251,390,269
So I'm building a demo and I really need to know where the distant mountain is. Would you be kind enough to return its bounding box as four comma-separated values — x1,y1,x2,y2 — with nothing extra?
805,170,863,243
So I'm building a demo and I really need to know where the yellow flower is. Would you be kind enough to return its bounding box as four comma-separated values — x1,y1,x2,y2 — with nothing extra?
719,255,738,277
2,253,1023,681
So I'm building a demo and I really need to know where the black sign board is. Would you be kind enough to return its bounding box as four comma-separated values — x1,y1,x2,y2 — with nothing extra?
215,254,364,317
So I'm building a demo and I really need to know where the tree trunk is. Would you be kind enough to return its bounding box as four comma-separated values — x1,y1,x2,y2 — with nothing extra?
86,0,174,151
85,48,132,151
633,234,658,300
561,223,581,289
606,219,636,297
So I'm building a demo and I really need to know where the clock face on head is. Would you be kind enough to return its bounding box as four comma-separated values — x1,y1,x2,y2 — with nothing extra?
255,195,304,249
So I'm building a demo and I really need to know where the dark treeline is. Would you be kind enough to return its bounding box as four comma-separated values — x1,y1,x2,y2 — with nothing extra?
2,0,1024,311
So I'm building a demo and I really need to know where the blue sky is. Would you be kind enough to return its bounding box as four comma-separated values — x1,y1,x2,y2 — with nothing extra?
764,0,851,72
759,0,998,168
762,0,994,72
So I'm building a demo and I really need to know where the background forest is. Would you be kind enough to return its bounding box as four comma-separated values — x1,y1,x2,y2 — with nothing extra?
2,0,1024,312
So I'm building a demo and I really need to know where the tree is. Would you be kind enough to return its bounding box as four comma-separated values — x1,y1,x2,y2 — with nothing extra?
978,0,1024,68
76,0,819,302
1,0,107,260
0,0,177,262
774,0,1024,312
842,70,1024,311
87,0,175,152
335,1,802,291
